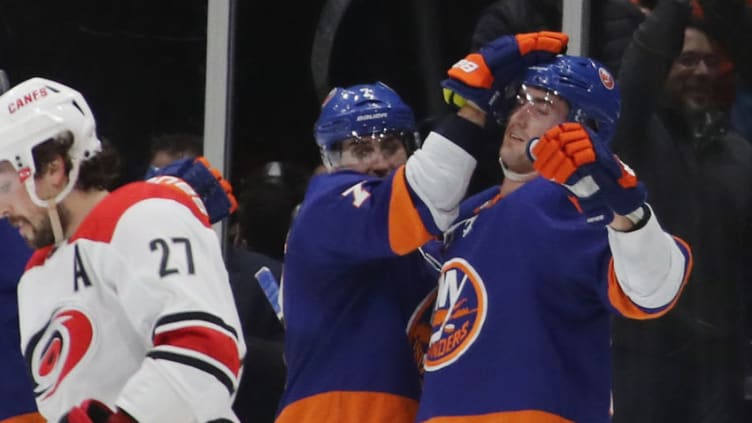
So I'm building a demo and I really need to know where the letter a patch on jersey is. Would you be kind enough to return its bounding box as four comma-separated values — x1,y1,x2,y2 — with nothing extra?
73,244,92,291
425,258,487,371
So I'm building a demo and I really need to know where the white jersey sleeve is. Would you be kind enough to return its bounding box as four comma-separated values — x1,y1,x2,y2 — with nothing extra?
109,198,245,422
16,183,245,423
607,204,690,309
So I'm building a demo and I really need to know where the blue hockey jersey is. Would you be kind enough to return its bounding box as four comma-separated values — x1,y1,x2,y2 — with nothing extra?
415,179,692,423
276,168,441,423
0,220,39,423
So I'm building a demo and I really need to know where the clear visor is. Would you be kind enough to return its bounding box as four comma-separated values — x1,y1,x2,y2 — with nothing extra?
0,159,28,218
0,158,64,248
510,84,563,118
322,131,409,170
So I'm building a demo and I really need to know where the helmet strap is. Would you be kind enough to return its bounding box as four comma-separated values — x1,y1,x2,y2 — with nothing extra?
498,157,537,182
46,200,65,245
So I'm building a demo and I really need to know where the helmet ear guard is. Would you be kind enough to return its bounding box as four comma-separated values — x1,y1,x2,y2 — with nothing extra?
313,81,419,170
0,77,101,207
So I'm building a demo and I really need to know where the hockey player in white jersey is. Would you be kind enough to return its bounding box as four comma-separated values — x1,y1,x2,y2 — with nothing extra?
0,78,245,423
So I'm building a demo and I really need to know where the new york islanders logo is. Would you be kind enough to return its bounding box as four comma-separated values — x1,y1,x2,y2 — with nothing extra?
406,287,438,379
24,308,94,399
599,67,615,90
425,258,487,371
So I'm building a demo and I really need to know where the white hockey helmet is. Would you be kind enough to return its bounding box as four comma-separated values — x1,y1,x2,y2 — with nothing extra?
0,77,101,207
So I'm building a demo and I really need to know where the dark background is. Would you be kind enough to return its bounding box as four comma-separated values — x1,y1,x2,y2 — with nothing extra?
0,0,492,188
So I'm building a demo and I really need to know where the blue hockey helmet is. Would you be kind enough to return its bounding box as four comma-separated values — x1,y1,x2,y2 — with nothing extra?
314,82,418,169
521,55,621,143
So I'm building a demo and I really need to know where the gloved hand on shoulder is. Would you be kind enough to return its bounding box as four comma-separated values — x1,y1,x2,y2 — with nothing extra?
147,156,238,224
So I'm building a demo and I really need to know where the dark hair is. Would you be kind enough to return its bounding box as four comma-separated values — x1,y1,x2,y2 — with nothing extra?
79,139,122,191
149,132,203,159
32,132,122,191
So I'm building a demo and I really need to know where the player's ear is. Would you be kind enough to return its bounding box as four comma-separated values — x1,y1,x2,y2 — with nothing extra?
38,155,69,190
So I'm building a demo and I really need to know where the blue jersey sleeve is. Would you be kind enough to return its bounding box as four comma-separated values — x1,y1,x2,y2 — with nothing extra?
0,220,37,420
290,168,435,263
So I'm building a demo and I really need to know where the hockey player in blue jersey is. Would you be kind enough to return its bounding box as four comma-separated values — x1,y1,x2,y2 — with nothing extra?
275,81,439,423
276,32,570,423
409,36,694,422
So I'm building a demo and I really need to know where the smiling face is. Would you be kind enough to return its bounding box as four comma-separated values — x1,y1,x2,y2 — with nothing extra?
665,27,723,113
500,85,570,174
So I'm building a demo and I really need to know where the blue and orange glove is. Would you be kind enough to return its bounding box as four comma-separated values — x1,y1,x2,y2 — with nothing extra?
148,156,238,224
526,122,647,225
59,399,135,423
441,31,568,115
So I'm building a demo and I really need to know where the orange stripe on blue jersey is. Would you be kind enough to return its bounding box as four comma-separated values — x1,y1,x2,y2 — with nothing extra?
421,409,574,422
0,412,46,423
388,166,433,255
275,391,418,423
607,235,693,319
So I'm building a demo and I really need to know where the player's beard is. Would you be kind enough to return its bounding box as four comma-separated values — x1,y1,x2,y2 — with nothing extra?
12,203,71,249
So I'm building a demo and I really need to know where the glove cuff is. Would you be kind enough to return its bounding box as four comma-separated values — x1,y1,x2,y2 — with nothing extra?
433,113,489,161
623,204,651,231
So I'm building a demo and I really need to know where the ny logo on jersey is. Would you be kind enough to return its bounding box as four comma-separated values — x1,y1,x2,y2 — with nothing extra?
341,181,371,208
406,286,438,378
425,258,487,371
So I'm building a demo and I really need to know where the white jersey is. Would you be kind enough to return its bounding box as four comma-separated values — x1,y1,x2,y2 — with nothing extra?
17,181,246,423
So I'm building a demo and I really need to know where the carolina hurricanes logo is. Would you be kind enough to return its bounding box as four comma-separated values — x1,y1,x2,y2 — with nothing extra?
25,308,94,399
598,67,615,90
425,258,487,371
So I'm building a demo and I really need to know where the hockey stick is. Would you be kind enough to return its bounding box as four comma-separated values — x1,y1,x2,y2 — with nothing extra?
254,266,284,324
310,0,353,102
